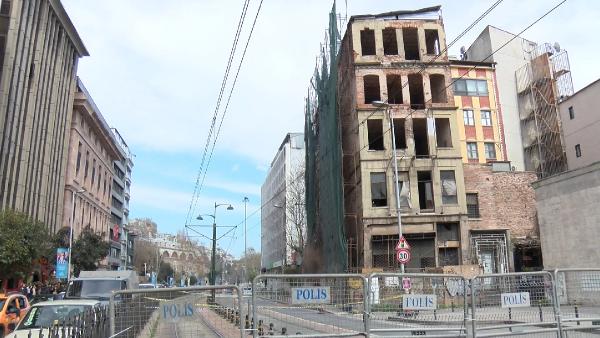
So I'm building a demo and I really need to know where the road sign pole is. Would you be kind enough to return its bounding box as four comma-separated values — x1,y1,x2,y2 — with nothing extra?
388,106,404,274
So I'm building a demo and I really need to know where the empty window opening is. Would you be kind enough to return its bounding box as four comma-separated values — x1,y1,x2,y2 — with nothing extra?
363,75,381,104
403,28,420,60
425,29,440,55
382,28,398,55
397,171,411,209
575,144,581,158
439,248,459,266
440,170,458,204
367,119,384,150
360,29,376,56
413,118,429,157
466,193,480,218
437,223,459,242
370,172,387,207
435,118,452,147
430,74,447,103
408,74,425,108
386,75,403,104
417,171,434,211
392,118,407,149
484,143,496,160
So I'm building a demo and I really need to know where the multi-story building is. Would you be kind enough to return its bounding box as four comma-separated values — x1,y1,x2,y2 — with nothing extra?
261,133,305,272
0,0,88,231
62,79,123,246
110,128,134,270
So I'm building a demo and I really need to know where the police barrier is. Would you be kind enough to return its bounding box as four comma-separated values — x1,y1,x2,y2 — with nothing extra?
108,285,244,338
471,271,560,337
367,273,469,337
553,269,600,337
251,274,369,338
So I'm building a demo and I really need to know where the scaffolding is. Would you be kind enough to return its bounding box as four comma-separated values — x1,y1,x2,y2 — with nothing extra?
516,43,574,178
470,232,509,274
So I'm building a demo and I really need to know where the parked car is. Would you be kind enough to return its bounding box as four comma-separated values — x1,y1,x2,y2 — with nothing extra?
138,283,156,289
4,299,101,338
0,293,30,337
66,270,139,304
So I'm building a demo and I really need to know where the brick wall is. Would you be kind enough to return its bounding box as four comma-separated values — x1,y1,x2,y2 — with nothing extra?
463,164,539,240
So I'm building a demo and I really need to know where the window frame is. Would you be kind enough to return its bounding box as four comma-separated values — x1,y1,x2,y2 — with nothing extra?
440,170,458,205
484,142,497,160
481,110,492,126
463,109,475,126
575,144,582,158
467,142,478,160
466,193,480,218
370,172,388,208
453,79,488,96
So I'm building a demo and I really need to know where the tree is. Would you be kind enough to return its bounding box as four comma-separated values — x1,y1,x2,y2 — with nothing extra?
286,163,307,266
71,227,110,276
239,248,261,283
128,218,158,239
0,210,51,278
133,239,159,275
158,262,174,283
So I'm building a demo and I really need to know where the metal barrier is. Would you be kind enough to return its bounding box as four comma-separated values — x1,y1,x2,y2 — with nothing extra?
554,269,600,337
109,285,244,338
367,273,468,337
251,274,368,337
471,271,560,337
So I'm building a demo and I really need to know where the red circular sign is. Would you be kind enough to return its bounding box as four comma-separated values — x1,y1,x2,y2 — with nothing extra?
396,248,411,264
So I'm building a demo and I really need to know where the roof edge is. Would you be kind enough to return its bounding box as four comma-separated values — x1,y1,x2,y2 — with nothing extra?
349,5,442,23
49,0,89,57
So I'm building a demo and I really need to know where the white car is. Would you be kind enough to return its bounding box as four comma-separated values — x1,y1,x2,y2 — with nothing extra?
5,299,101,338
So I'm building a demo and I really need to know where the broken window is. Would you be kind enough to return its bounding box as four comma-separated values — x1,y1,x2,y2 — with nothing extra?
360,28,376,56
467,142,478,160
466,193,480,218
392,118,406,149
413,118,429,157
370,172,387,207
435,118,452,147
417,171,434,211
408,74,425,109
382,27,398,55
484,143,496,160
430,74,447,103
367,119,384,151
481,110,492,126
363,75,381,104
402,28,420,60
425,29,440,55
440,170,458,204
386,75,403,104
463,109,474,126
396,171,411,209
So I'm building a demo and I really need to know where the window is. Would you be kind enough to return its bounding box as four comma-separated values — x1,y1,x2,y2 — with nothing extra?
360,29,376,56
467,142,478,159
417,171,434,210
76,142,82,174
367,119,384,150
440,171,457,204
484,143,496,160
382,28,398,55
408,74,425,109
463,110,474,126
481,110,492,126
84,152,89,180
435,118,452,147
397,171,411,209
91,159,96,185
363,75,381,104
98,171,102,191
466,193,480,218
453,79,488,96
392,119,406,149
413,118,429,157
425,29,440,55
569,106,575,120
370,172,387,207
0,0,11,16
430,74,447,103
575,144,582,158
386,75,403,104
402,28,420,60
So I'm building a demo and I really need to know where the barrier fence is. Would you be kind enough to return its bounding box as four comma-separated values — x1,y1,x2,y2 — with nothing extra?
104,269,600,338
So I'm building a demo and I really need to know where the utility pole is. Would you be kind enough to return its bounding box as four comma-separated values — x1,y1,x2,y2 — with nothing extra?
68,188,85,281
243,197,249,282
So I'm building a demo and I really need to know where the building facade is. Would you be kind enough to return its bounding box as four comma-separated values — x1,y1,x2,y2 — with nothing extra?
0,0,88,231
450,60,507,164
261,133,305,271
62,79,122,248
557,79,600,170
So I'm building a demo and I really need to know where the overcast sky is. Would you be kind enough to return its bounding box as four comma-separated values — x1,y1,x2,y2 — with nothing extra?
61,0,600,258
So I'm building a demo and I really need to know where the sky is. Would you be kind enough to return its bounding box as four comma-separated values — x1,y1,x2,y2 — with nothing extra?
61,0,600,258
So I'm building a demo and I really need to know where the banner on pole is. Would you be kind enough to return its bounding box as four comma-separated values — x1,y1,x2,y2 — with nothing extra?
55,248,69,279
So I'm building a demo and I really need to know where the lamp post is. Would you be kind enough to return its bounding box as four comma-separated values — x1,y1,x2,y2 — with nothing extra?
243,197,249,282
68,188,86,281
372,100,404,273
273,203,286,274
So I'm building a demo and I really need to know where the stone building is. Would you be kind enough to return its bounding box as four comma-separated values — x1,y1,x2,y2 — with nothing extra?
0,0,88,231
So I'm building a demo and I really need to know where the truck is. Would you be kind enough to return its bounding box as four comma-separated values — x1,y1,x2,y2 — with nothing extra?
65,270,139,302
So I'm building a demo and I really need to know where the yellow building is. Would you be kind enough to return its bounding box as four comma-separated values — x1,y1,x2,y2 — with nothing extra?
450,60,507,164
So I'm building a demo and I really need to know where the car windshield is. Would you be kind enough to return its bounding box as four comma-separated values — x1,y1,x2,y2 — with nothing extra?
67,280,125,299
16,305,91,329
0,299,5,311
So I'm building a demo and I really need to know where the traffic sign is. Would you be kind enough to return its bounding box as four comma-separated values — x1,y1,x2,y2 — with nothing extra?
395,236,411,250
396,248,411,264
402,277,411,290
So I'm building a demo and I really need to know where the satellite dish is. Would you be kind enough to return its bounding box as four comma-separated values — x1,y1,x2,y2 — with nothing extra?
553,42,561,53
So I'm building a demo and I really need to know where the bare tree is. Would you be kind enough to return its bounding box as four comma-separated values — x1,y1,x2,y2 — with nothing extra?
286,163,306,266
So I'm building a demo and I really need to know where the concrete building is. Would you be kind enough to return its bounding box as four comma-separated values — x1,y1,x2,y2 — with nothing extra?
450,59,507,164
110,128,134,270
261,133,305,271
62,79,123,251
465,26,573,178
558,79,600,170
0,0,88,231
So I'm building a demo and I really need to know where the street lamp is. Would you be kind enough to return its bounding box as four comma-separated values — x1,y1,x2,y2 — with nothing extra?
243,197,249,282
68,188,86,280
273,203,286,274
372,100,405,273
